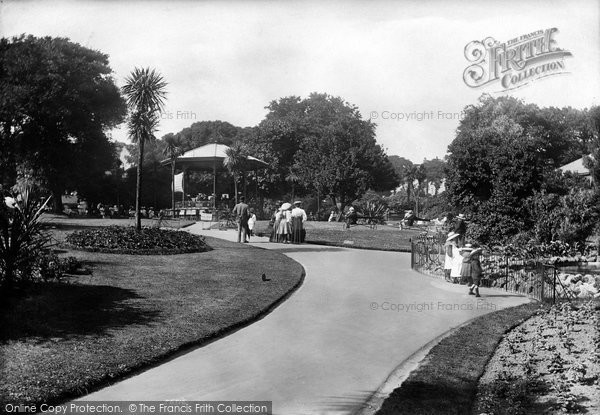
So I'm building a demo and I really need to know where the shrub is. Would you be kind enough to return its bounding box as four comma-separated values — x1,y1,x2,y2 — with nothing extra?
65,226,209,254
528,189,599,245
34,252,83,282
0,186,52,293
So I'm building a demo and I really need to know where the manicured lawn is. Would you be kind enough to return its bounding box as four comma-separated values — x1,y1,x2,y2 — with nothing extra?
253,220,424,251
375,302,542,415
0,218,304,406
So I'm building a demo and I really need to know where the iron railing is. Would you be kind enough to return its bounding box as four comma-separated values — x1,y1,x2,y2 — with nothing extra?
410,235,576,303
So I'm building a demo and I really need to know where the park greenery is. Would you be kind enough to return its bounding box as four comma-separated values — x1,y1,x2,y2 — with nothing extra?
2,34,600,290
0,35,126,212
446,95,600,246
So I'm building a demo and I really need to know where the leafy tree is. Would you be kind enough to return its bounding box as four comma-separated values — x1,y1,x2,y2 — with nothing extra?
0,35,126,210
249,93,397,210
447,95,597,244
422,158,446,195
583,106,600,188
177,120,240,150
122,67,167,231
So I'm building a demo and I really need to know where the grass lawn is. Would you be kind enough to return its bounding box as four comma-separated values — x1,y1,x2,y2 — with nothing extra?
375,301,542,415
252,220,424,251
0,216,304,406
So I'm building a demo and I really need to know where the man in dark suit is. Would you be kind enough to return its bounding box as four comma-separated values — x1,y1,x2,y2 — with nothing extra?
232,196,250,243
453,213,467,246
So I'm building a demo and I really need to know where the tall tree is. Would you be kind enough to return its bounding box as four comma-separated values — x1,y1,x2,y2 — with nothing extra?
422,158,446,195
162,133,183,212
122,67,167,231
249,93,398,210
0,35,126,210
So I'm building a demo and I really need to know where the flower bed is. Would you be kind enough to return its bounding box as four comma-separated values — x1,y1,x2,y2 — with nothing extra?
555,272,600,298
64,226,210,254
474,301,600,414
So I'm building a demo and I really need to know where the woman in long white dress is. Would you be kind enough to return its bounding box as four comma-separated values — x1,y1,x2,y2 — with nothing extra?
444,232,460,282
449,232,464,283
276,203,292,243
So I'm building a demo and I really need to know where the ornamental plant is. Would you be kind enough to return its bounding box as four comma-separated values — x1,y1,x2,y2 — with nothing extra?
0,186,52,293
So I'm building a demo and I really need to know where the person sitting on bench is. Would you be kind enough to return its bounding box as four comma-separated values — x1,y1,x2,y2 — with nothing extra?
345,206,358,228
400,210,430,229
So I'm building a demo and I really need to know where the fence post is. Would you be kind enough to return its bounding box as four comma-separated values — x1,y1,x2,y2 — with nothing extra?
540,263,544,302
553,267,556,304
410,240,414,269
505,256,508,291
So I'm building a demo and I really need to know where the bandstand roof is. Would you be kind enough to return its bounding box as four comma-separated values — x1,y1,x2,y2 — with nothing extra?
161,143,269,171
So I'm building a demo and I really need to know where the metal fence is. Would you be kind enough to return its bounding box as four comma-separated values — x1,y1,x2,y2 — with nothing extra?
410,235,576,303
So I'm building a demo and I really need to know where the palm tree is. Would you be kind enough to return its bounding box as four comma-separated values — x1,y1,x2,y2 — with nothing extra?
285,167,300,201
122,67,167,231
163,134,183,214
223,142,247,204
403,165,417,204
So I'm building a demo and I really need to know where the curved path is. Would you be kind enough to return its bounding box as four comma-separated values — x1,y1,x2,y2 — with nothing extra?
81,224,529,414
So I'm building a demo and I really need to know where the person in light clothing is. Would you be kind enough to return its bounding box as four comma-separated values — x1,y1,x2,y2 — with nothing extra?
247,208,257,238
277,202,292,243
290,201,307,244
444,232,460,282
449,234,464,283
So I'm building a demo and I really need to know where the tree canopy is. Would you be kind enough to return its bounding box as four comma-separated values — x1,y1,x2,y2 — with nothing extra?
0,35,126,209
242,93,398,209
446,95,599,243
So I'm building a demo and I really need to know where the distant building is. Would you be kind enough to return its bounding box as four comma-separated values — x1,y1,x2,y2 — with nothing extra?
558,155,593,183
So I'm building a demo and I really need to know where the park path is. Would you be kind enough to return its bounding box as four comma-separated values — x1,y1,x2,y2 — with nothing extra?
80,224,529,414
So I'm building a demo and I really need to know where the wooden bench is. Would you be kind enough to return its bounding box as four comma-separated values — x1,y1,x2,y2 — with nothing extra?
344,216,380,230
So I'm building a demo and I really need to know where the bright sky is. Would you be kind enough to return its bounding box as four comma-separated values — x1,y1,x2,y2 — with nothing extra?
2,0,598,163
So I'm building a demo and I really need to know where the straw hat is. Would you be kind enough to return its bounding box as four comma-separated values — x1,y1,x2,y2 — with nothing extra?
293,201,302,205
446,232,460,242
281,202,292,210
460,243,473,252
457,213,466,219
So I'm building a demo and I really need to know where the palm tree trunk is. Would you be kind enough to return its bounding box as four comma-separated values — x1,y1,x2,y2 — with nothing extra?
233,175,238,204
171,160,175,213
135,139,145,231
242,170,247,200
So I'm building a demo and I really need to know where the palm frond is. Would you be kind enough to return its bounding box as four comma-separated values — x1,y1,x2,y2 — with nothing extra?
127,111,160,144
122,67,168,113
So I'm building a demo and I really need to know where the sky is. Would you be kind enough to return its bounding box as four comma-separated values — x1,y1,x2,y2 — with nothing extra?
1,0,599,163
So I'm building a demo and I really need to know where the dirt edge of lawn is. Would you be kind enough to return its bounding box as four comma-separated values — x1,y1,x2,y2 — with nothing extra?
59,253,306,405
370,301,543,415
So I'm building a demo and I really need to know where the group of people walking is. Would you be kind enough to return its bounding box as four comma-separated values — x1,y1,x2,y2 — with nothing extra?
443,214,484,297
269,201,307,244
231,198,307,244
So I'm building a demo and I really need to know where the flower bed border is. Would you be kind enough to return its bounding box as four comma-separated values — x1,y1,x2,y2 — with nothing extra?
60,243,211,255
